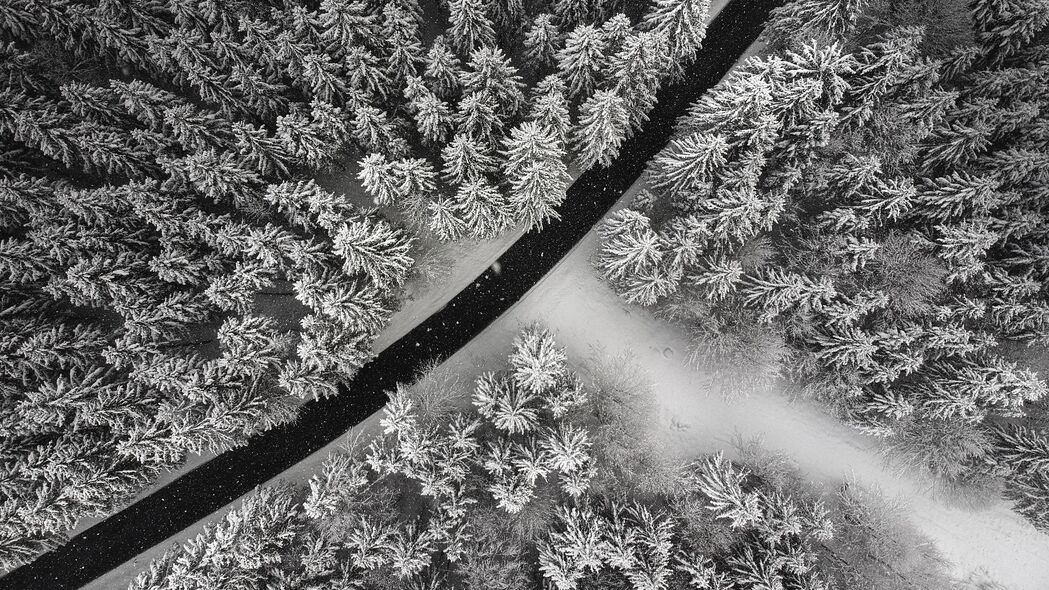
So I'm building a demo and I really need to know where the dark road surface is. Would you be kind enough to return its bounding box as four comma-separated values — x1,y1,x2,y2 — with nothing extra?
0,1,780,587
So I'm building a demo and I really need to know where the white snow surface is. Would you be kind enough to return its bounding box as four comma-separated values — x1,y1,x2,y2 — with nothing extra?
477,185,1049,590
90,180,1049,590
82,3,1049,588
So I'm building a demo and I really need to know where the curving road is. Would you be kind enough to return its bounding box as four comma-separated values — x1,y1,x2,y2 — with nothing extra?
0,1,781,588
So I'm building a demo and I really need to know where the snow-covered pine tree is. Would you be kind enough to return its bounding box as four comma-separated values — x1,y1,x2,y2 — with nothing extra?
232,122,294,178
126,485,305,590
351,105,398,155
460,46,526,119
448,0,497,54
647,132,730,198
501,121,570,228
970,0,1049,63
345,45,393,99
556,24,607,99
595,209,666,291
424,35,464,98
489,0,526,40
412,90,454,146
356,154,396,206
524,14,561,69
529,77,573,146
451,177,510,237
640,0,710,78
454,90,504,145
763,0,867,50
333,216,414,290
609,30,671,134
441,132,499,185
553,0,601,28
573,89,629,170
385,25,424,89
318,0,380,53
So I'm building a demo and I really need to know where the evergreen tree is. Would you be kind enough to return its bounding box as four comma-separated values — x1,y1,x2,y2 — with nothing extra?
448,0,497,54
557,24,607,99
489,0,526,39
386,29,424,90
345,45,392,99
596,209,664,283
524,14,561,70
232,122,294,178
318,0,380,51
764,0,867,50
460,47,526,118
502,121,570,228
358,153,400,206
454,90,503,144
126,485,303,590
600,13,634,57
451,177,509,237
970,0,1049,63
609,31,670,133
424,35,464,98
427,197,468,241
574,90,629,170
647,132,730,197
352,105,398,155
529,81,573,146
640,0,710,77
412,89,453,145
333,217,414,290
441,132,499,185
553,0,601,28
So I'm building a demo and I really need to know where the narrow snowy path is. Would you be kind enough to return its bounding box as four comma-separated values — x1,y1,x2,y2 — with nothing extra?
430,184,1049,590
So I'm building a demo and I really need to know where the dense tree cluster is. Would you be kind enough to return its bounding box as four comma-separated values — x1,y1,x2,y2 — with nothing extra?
596,0,1049,527
0,0,425,570
128,327,953,590
354,0,714,240
0,0,714,571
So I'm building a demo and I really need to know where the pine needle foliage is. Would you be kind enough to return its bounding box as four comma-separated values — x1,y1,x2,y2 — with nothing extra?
595,0,1049,529
129,328,950,590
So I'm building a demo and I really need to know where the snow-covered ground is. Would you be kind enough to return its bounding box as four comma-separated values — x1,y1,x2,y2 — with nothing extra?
89,178,1049,590
66,0,745,567
472,184,1049,590
375,183,1049,589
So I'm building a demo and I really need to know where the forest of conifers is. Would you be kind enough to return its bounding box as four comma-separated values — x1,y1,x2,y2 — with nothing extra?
0,0,711,572
2,0,1049,588
597,0,1049,535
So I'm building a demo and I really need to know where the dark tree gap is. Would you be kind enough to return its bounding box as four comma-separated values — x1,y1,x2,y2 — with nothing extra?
0,1,781,588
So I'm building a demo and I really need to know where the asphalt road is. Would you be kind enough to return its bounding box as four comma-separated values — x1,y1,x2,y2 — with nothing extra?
0,1,781,587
